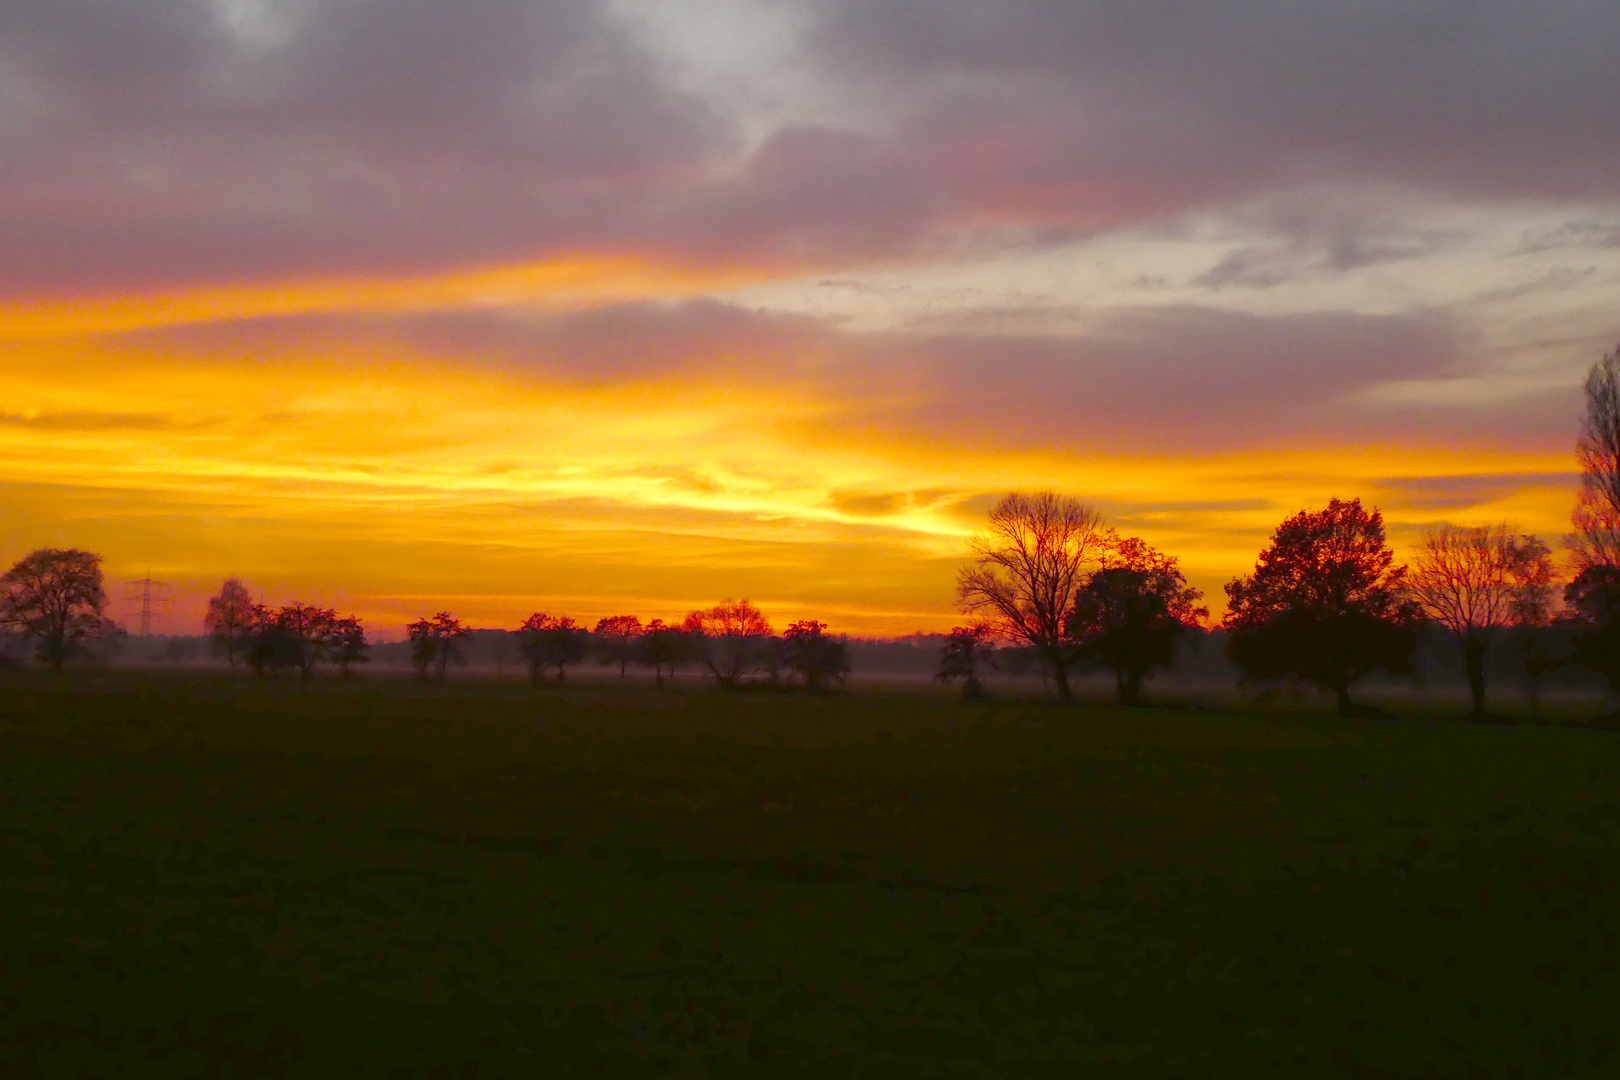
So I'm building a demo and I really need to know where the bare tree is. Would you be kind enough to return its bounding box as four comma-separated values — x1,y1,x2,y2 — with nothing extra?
957,492,1112,703
685,599,773,689
1410,524,1557,717
204,578,254,669
1570,343,1620,572
1,548,115,671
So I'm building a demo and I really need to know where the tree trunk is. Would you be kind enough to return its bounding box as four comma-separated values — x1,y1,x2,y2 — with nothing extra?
1331,679,1354,718
1463,635,1488,716
1117,668,1145,708
1048,648,1073,703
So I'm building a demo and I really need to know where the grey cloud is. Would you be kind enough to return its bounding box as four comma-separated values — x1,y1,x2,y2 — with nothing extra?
809,1,1620,220
118,295,1573,455
1373,471,1578,511
0,411,204,431
0,0,734,293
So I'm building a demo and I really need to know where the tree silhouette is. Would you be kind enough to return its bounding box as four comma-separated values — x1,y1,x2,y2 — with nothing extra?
1409,524,1557,717
684,599,773,689
937,624,996,701
203,578,253,669
516,613,586,685
276,602,338,679
1066,537,1207,707
242,604,297,677
637,618,679,688
783,620,850,692
1224,498,1420,717
0,548,115,672
1569,342,1620,572
329,616,368,680
957,491,1113,703
1563,564,1620,626
593,614,643,678
407,612,470,683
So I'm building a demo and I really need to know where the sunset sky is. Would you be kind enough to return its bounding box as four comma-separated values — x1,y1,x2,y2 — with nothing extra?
4,1,1619,636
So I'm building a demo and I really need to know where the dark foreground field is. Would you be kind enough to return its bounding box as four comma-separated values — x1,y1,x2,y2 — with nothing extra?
3,676,1618,1077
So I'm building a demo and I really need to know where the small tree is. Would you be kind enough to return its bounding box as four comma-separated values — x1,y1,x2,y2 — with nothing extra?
204,578,254,669
783,620,851,692
685,599,773,689
637,618,681,688
1409,525,1558,717
328,616,368,680
242,604,298,677
0,548,114,671
1224,498,1421,717
516,613,586,684
1066,537,1207,707
593,615,644,678
407,612,471,683
276,602,338,679
1569,342,1620,572
957,492,1114,703
937,624,996,701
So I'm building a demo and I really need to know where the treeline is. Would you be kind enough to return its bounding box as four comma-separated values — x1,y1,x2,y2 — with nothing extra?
7,345,1620,717
945,342,1620,722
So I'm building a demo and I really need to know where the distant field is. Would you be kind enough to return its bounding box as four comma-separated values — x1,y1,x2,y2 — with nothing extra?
3,674,1617,1077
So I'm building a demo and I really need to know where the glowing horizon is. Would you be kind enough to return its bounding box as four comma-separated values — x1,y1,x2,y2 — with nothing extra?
3,2,1615,640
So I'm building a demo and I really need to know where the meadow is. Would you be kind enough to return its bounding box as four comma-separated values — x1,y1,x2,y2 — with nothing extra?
3,673,1618,1077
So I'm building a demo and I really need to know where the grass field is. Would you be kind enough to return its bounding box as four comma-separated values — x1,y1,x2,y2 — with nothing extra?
3,674,1618,1077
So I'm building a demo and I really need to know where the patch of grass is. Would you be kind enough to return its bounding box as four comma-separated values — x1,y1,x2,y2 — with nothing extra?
2,673,1618,1076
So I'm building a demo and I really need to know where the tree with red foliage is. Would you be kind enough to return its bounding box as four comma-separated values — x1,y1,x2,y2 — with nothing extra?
593,614,643,678
0,548,115,671
517,612,586,685
328,616,368,680
276,602,338,679
407,611,471,683
1224,498,1421,718
1066,537,1207,707
783,620,850,692
684,599,773,688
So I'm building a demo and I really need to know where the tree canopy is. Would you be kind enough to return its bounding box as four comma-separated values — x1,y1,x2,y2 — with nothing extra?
1224,499,1420,717
0,548,114,671
958,491,1113,703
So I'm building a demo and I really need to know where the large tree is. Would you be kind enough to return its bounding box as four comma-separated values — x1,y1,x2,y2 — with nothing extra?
783,620,850,692
0,548,114,671
593,614,643,678
1409,525,1557,717
516,613,586,685
957,491,1113,703
684,599,773,689
203,578,254,669
1224,498,1421,717
407,612,471,683
1066,537,1207,707
1569,342,1620,572
276,602,338,679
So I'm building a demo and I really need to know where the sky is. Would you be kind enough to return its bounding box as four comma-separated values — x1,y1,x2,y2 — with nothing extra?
3,0,1619,637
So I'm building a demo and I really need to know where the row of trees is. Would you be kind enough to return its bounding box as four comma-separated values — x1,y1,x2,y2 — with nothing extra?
399,602,850,690
203,579,369,678
949,342,1620,718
